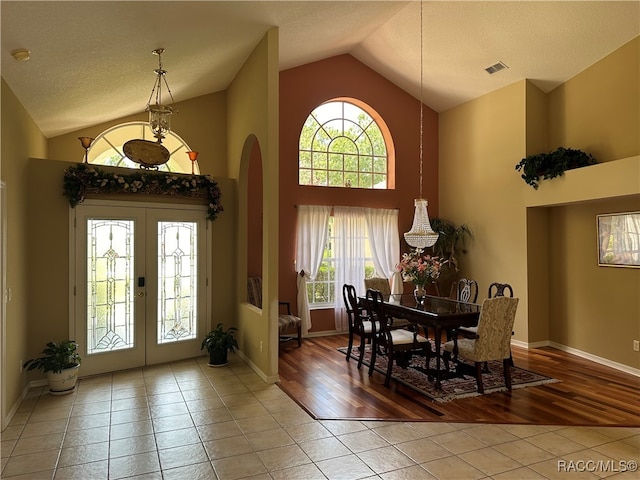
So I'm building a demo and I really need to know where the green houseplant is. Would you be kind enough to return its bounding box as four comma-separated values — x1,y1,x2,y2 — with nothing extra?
515,147,597,189
23,340,81,395
201,323,239,367
429,218,473,297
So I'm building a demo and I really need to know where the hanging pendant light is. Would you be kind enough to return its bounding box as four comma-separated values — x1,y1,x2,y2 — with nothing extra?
404,0,439,249
146,48,176,143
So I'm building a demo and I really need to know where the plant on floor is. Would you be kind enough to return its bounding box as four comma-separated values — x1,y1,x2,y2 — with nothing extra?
201,323,239,367
23,340,82,395
23,339,81,374
515,147,597,189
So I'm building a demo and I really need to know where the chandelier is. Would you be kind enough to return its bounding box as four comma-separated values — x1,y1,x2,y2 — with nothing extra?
403,1,439,249
146,48,176,143
123,48,176,169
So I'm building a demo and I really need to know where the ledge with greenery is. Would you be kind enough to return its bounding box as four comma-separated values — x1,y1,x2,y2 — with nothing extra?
515,147,597,189
63,163,223,221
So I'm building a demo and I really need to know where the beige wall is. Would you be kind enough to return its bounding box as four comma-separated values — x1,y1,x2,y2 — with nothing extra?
548,37,639,162
47,92,228,178
227,28,279,380
1,79,48,425
439,80,530,342
440,37,640,370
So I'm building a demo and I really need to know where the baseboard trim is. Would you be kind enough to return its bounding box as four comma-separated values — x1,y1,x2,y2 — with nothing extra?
512,339,639,377
236,350,279,384
547,342,640,377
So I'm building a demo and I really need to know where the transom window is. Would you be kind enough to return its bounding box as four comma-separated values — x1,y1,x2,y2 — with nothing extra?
86,122,196,174
298,99,391,189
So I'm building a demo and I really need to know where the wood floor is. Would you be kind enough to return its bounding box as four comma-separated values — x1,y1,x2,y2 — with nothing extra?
277,334,640,426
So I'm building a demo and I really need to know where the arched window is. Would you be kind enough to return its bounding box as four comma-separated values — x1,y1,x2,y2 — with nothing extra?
86,122,197,174
298,99,393,189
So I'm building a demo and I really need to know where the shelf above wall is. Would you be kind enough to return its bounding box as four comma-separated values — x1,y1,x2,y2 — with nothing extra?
523,155,640,208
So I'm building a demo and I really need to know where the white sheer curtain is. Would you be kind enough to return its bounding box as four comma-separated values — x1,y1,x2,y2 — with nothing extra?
364,208,402,300
295,205,331,332
333,207,367,331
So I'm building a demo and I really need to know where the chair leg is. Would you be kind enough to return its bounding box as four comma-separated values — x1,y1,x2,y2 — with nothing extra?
357,335,366,370
297,323,302,347
503,359,512,391
475,362,484,394
346,331,353,361
384,348,394,387
368,340,377,377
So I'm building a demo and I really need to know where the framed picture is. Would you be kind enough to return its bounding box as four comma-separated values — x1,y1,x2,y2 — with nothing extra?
597,211,640,268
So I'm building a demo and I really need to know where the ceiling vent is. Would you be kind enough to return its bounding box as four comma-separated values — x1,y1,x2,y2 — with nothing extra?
485,61,509,74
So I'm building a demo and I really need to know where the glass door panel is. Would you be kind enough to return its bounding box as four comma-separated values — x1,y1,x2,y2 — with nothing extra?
145,210,208,365
74,203,209,375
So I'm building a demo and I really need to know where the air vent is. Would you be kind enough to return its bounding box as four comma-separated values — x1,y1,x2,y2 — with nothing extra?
485,61,509,74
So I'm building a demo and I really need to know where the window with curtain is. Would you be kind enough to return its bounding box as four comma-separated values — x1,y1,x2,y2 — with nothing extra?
302,207,399,309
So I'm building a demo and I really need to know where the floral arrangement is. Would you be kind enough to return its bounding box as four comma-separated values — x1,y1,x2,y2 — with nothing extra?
63,163,223,221
396,248,445,286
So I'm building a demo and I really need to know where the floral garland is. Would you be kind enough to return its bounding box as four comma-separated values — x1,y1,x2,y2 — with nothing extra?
396,248,445,286
63,163,223,221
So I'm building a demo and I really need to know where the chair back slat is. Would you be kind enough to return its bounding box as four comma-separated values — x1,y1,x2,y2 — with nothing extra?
488,282,513,298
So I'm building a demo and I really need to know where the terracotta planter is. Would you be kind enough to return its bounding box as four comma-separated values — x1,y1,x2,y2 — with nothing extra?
46,364,80,395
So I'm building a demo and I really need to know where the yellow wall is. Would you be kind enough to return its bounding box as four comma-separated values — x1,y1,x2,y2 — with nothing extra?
227,28,280,380
0,79,48,425
47,92,228,178
440,37,640,370
439,80,530,343
548,36,640,162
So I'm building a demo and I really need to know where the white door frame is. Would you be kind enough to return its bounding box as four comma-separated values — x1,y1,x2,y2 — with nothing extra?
69,199,212,375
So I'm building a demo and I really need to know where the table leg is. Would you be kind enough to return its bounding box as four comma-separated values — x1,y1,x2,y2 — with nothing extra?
435,325,442,390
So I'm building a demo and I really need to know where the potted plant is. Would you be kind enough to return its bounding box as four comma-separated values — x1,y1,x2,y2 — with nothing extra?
201,323,239,367
430,217,473,297
515,147,597,189
23,340,81,395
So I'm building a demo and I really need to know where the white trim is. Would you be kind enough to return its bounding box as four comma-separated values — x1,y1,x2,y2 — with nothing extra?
236,349,279,384
512,338,640,377
547,341,640,377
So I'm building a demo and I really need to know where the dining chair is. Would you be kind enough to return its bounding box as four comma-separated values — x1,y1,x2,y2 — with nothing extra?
456,278,479,304
443,296,519,393
343,283,379,369
366,288,431,387
457,281,515,366
364,277,412,329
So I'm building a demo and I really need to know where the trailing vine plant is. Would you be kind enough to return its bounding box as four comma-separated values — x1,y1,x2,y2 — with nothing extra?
515,147,597,189
63,163,223,220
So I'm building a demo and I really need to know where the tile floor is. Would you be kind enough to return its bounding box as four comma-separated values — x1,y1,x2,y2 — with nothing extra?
1,354,638,480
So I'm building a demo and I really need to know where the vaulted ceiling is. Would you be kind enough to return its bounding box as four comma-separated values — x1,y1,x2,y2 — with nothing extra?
2,1,638,138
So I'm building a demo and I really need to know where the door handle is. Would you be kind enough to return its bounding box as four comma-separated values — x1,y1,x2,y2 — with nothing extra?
137,292,145,297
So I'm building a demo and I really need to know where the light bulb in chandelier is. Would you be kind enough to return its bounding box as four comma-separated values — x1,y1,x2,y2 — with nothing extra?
404,198,439,249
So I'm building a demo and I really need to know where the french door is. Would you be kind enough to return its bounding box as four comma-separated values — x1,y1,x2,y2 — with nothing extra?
72,201,210,376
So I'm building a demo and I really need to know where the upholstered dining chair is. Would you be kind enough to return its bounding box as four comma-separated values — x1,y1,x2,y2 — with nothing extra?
443,296,519,393
366,289,431,387
343,284,378,369
247,277,302,347
364,277,411,329
457,280,515,366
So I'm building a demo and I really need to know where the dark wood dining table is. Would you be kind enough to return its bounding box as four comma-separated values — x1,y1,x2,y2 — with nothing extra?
359,293,481,390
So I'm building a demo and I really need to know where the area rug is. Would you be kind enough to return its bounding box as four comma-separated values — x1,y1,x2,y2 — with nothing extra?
338,345,559,403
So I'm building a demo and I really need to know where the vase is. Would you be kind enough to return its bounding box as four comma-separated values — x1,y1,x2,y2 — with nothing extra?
413,284,426,307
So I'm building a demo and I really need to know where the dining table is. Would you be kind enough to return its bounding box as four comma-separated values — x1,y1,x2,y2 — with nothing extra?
359,293,481,390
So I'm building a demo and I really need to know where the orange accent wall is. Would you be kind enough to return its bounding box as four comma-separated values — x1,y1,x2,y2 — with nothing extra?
278,54,439,332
